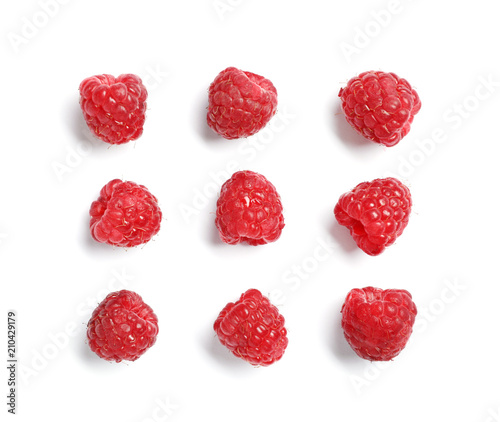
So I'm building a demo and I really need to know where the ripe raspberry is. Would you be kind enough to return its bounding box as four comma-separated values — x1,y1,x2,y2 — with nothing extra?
214,289,288,366
339,71,421,147
87,290,159,362
207,67,278,139
79,74,148,145
341,287,417,361
89,179,162,247
334,177,412,256
215,170,284,246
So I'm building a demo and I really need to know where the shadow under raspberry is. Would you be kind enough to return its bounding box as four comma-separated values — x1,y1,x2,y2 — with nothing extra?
194,91,229,144
202,328,253,371
330,100,383,153
67,99,108,150
328,218,359,254
327,298,361,365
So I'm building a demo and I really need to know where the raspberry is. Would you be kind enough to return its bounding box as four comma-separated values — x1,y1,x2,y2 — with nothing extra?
79,74,148,145
334,177,412,256
214,289,288,366
339,71,421,147
341,287,417,361
215,170,284,246
207,67,278,139
89,179,162,247
87,290,159,362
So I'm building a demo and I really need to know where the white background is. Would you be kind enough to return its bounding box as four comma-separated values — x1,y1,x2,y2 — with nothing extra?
1,0,500,421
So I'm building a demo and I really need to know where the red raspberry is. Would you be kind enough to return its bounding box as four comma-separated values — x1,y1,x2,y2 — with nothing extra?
79,74,148,145
207,67,278,139
89,179,162,247
214,289,288,366
341,287,417,361
339,71,421,147
87,290,159,362
215,170,284,245
334,177,412,256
